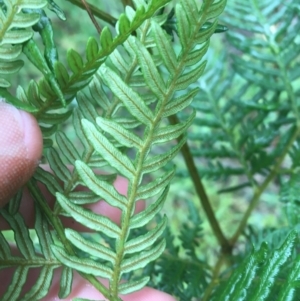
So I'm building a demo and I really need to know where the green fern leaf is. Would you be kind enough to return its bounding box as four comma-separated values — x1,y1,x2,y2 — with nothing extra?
38,110,72,125
22,266,55,301
0,204,64,300
249,232,296,301
213,231,298,301
75,160,127,211
162,88,198,117
136,167,175,199
124,215,167,254
280,173,300,204
121,239,166,274
77,92,99,122
142,137,187,174
206,0,227,20
99,27,113,50
56,193,122,238
7,189,22,215
0,0,46,88
118,277,150,294
33,166,63,195
68,191,100,205
81,119,136,180
56,131,81,164
46,148,72,183
96,117,143,149
177,62,207,90
216,244,268,301
277,256,300,301
99,66,154,126
118,14,131,35
67,48,84,74
153,110,195,143
51,245,113,278
54,61,70,87
72,108,90,149
132,38,166,98
2,266,29,300
22,34,66,106
65,229,116,264
58,267,73,298
130,186,169,229
86,37,100,62
151,21,176,73
184,41,210,66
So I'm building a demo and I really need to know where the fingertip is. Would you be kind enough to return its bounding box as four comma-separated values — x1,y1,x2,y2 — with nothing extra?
21,109,43,164
0,102,42,206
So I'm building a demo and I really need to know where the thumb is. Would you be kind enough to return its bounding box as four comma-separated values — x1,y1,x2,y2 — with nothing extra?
0,101,43,207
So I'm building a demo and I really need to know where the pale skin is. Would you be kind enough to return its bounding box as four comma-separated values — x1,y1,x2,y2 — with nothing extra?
0,102,176,301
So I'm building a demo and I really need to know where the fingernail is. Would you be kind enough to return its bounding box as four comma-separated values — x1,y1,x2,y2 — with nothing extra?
0,101,42,205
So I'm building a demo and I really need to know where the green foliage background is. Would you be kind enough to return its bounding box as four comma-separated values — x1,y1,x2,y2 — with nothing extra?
1,0,300,300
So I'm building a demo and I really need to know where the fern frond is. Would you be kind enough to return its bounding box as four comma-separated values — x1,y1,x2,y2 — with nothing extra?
34,0,227,299
0,0,46,87
14,0,173,119
0,202,67,300
213,231,300,301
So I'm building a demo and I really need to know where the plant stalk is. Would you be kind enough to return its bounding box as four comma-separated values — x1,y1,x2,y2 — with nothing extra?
65,0,118,26
168,114,231,253
80,0,102,34
202,253,227,301
120,0,134,7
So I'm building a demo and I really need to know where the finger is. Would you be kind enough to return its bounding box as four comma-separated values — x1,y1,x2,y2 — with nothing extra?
0,102,43,207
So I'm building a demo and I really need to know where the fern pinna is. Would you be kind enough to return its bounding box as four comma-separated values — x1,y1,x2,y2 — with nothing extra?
0,0,226,300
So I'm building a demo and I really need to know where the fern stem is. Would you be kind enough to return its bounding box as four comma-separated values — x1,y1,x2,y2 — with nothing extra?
27,180,113,300
120,0,134,8
80,0,102,34
65,0,118,26
202,253,228,301
169,114,231,253
231,125,300,245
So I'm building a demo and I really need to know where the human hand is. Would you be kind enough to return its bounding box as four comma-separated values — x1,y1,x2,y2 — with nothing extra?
0,102,176,301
